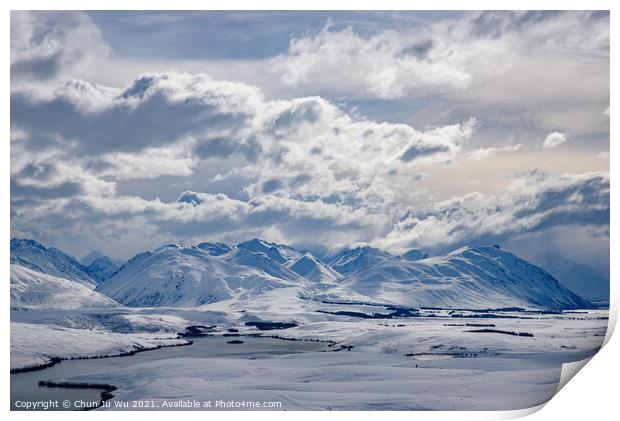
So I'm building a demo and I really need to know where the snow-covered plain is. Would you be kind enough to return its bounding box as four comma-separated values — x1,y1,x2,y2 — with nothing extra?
11,309,606,410
10,322,188,371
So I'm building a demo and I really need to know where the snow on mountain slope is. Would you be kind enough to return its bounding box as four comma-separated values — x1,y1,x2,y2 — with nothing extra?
400,249,430,261
288,252,341,283
81,250,106,266
237,239,305,263
10,239,97,288
23,236,594,312
227,248,302,281
328,246,396,275
87,255,121,284
96,245,300,307
318,246,593,311
534,254,609,303
195,242,232,256
10,265,120,310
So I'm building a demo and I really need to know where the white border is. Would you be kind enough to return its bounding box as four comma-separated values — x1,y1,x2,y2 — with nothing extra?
3,1,616,420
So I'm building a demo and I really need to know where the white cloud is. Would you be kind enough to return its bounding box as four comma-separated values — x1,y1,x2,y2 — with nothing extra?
542,132,569,149
9,11,609,265
273,22,472,99
466,143,522,160
11,71,480,254
12,72,476,209
379,171,609,252
270,12,609,102
11,11,110,83
96,143,197,180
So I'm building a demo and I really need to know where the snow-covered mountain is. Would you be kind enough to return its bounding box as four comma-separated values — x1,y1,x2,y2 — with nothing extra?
195,242,232,256
534,254,609,304
400,249,430,261
236,239,305,263
328,246,396,275
96,244,302,307
13,237,594,311
319,245,592,311
10,239,97,288
81,250,105,267
10,264,120,310
86,256,121,284
288,252,341,283
228,248,302,281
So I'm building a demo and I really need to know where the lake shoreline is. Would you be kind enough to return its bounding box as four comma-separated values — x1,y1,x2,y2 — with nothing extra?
10,339,193,374
37,380,118,411
11,332,337,411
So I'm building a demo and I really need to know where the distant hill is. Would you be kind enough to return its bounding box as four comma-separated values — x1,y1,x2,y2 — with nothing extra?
11,238,97,288
11,264,120,310
12,238,593,311
534,254,609,304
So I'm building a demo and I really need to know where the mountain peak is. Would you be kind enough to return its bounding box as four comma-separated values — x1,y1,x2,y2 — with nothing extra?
86,255,121,284
237,239,287,264
329,245,395,275
154,243,183,252
10,238,97,288
11,238,45,250
288,252,340,283
400,249,430,261
449,245,508,257
195,241,232,256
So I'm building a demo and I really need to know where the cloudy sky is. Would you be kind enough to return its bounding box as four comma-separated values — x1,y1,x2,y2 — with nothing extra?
10,11,610,273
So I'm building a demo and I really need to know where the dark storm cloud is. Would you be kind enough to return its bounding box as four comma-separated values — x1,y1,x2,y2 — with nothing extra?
11,51,63,80
11,87,250,156
10,179,83,200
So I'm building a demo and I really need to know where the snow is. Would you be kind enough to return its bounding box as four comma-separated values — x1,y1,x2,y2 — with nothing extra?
318,246,592,311
287,252,341,283
9,238,609,410
227,248,301,281
40,310,607,411
195,242,232,256
90,243,597,311
10,265,120,310
236,238,304,263
534,254,609,303
96,246,300,307
10,306,230,334
400,248,429,261
14,238,595,312
11,238,97,288
10,322,187,371
328,246,396,275
86,256,121,284
91,353,563,410
81,250,107,267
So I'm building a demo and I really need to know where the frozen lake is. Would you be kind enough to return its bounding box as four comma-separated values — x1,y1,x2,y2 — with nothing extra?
11,335,330,411
10,309,608,411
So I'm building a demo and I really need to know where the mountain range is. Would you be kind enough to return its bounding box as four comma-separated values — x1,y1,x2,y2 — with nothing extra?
10,264,120,310
10,238,600,312
10,239,98,288
531,254,609,303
